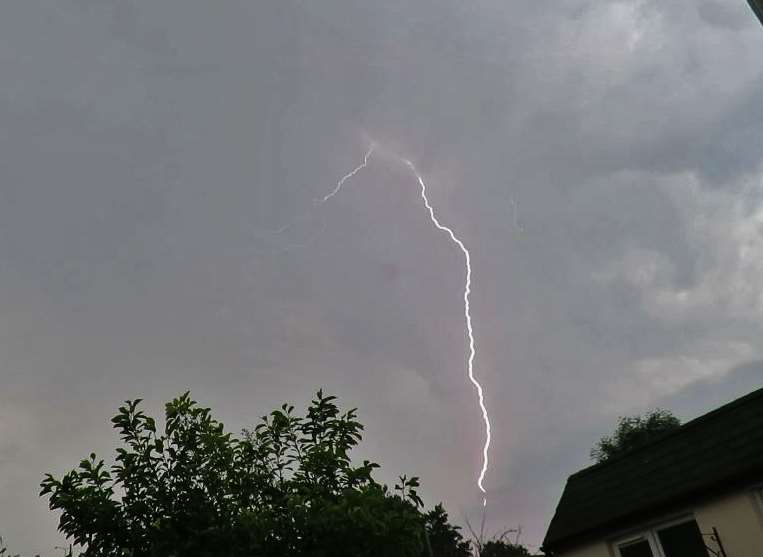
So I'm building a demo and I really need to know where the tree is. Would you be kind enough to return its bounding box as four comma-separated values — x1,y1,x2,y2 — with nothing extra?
479,540,531,557
423,504,471,557
464,516,531,557
41,390,465,557
590,409,681,463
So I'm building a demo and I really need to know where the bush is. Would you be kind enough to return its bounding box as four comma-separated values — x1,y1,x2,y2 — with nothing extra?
41,390,464,557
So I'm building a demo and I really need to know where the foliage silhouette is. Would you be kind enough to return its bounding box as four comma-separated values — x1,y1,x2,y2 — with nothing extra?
41,390,466,557
590,409,681,463
478,540,531,557
423,504,471,557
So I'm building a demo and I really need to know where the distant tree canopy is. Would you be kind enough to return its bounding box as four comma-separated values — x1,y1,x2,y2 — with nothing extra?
41,390,469,557
479,540,531,557
591,409,681,463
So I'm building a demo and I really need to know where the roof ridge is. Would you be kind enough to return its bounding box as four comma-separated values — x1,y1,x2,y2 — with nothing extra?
570,385,763,478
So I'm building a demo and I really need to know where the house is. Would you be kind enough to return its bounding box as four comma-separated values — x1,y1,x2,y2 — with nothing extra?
542,387,763,557
749,0,763,26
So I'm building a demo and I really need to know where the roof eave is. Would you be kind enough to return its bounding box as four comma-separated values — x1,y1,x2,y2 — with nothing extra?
750,0,763,25
542,467,763,554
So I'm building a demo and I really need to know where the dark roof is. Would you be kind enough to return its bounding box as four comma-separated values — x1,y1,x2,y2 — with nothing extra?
749,0,763,26
542,387,763,553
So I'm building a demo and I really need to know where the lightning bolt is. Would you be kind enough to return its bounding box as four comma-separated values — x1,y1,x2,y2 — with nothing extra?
399,156,491,507
510,197,524,232
316,144,375,205
252,145,374,253
265,142,492,505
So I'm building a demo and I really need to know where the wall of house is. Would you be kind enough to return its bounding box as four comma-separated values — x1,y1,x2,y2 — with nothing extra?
694,489,763,557
550,489,763,557
553,540,612,557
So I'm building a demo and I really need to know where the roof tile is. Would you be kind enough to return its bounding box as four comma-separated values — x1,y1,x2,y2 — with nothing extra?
543,387,763,552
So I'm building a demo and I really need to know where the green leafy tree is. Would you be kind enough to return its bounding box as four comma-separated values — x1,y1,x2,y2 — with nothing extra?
423,504,471,557
591,409,681,463
479,540,531,557
41,390,464,557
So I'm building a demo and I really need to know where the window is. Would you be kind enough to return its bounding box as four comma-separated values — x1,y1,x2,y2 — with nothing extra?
614,518,708,557
618,538,655,557
656,520,708,556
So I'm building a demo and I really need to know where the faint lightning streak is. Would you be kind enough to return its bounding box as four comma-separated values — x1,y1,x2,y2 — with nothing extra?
401,157,491,507
253,145,374,251
510,197,524,232
316,144,375,205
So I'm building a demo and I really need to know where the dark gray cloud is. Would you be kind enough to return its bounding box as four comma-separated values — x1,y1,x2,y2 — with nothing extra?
1,1,763,553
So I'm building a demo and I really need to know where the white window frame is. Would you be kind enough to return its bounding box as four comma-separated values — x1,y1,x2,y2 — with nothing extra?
613,531,661,557
612,516,705,557
754,487,763,529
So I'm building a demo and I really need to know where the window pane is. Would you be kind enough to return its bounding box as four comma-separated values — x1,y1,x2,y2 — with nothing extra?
657,520,708,557
618,539,654,557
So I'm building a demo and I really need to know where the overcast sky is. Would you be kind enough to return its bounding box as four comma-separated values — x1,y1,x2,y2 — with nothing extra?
1,1,763,553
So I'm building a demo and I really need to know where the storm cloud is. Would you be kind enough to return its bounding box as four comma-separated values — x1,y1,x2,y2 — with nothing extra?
1,1,762,553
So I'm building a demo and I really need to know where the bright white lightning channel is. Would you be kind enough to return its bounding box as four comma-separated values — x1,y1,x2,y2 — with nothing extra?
277,143,492,505
400,157,491,507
